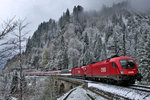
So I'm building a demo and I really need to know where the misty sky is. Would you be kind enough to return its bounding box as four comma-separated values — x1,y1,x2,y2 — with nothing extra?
0,0,150,36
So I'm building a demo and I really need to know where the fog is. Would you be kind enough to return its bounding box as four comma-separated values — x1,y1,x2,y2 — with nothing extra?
130,0,150,13
0,0,149,36
0,0,124,35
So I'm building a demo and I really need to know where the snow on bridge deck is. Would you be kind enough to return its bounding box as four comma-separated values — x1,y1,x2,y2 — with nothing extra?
58,86,107,100
88,82,150,100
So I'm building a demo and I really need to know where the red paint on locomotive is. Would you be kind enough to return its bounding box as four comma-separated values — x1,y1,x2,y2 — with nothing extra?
71,56,141,84
72,67,85,76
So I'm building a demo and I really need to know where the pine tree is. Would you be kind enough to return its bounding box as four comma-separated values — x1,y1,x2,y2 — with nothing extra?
73,6,77,15
122,23,126,56
77,5,83,12
144,30,150,81
54,36,68,69
22,74,27,94
94,35,102,62
42,49,50,67
83,33,89,65
10,72,18,94
138,29,149,81
58,16,63,29
83,49,94,65
73,5,84,22
62,48,69,69
65,9,70,22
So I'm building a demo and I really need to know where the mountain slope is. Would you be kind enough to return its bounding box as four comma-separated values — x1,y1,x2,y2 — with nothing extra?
5,1,150,82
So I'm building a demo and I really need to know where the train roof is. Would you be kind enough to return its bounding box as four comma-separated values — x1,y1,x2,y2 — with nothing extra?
109,56,133,61
72,56,134,69
88,56,134,66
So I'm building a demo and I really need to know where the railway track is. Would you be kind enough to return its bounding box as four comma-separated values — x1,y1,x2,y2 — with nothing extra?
62,76,150,93
128,84,150,93
63,89,76,100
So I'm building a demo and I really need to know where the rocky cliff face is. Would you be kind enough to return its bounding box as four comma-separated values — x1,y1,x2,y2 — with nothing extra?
5,1,150,82
24,19,59,69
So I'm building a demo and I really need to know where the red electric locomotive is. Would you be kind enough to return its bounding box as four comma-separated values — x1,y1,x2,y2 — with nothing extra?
71,56,142,84
72,66,86,79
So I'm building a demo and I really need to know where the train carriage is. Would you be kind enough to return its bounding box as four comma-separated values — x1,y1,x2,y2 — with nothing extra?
72,66,86,78
24,56,142,85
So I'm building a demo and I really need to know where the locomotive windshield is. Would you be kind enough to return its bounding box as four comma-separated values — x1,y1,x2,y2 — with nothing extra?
120,59,136,69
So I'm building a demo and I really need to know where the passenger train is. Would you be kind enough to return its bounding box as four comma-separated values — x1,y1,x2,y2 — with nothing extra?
24,56,142,85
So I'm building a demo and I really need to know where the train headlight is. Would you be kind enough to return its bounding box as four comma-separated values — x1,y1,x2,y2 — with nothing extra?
120,70,124,74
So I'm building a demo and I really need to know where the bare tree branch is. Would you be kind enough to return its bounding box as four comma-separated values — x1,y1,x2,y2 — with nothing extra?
13,18,29,100
0,38,18,46
0,17,17,39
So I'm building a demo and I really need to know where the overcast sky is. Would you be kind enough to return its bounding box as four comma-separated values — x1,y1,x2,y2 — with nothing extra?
0,0,150,36
0,0,125,36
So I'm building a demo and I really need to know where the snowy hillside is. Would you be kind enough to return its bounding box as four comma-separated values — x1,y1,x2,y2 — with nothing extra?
4,1,150,82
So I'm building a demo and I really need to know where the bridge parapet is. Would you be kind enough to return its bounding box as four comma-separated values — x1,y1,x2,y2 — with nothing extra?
52,76,84,97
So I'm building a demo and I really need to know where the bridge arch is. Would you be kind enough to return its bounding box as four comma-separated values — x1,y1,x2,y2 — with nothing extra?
59,83,65,94
70,85,73,89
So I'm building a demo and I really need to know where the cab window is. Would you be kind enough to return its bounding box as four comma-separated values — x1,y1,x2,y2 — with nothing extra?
120,59,136,69
112,62,117,68
85,67,87,71
82,68,83,71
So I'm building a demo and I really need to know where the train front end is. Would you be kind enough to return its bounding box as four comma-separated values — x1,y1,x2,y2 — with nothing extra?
114,57,142,84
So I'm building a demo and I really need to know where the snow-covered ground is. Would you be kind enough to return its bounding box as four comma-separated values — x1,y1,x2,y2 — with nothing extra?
10,97,18,100
9,76,49,100
58,86,107,100
88,82,150,100
0,75,11,100
24,76,49,100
